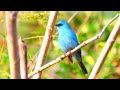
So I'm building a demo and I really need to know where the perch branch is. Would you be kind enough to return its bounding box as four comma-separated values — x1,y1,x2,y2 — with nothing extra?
18,37,28,79
28,13,119,78
32,11,58,79
28,35,101,78
88,14,120,79
6,11,21,79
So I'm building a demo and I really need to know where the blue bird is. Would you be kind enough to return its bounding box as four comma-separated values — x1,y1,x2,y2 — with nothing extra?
55,20,88,74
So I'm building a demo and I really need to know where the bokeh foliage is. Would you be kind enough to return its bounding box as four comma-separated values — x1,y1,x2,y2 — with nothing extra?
0,11,120,79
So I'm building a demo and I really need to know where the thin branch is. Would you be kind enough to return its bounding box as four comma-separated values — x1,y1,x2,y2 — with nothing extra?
67,11,79,23
88,15,120,79
27,50,39,70
0,33,6,38
23,36,44,40
0,44,4,54
6,11,21,79
77,12,91,36
28,14,119,78
32,11,58,79
97,11,103,32
54,11,79,37
99,14,120,37
18,37,28,79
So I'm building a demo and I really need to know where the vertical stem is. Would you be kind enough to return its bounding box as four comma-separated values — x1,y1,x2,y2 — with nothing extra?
32,11,58,79
18,38,28,79
6,11,21,79
89,15,120,79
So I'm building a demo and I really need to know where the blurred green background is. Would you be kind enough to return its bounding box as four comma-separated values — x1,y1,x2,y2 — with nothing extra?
0,11,120,79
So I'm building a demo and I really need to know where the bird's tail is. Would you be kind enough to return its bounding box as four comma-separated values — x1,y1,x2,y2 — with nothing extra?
68,56,73,64
78,61,88,74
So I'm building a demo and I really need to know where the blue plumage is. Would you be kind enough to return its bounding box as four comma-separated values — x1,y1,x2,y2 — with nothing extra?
55,20,88,74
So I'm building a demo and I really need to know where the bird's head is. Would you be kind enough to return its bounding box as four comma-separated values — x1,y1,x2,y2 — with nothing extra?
55,20,71,31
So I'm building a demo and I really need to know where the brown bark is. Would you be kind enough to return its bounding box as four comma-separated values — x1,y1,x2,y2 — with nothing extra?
18,38,28,79
6,11,21,79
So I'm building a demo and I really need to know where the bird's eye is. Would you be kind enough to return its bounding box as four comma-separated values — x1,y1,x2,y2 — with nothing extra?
58,24,63,26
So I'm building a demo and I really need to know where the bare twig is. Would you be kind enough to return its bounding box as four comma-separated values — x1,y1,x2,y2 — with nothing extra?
77,12,91,36
18,37,28,79
5,11,21,79
27,50,39,70
32,11,58,79
0,33,6,38
23,36,44,40
54,11,79,37
67,11,79,23
99,14,119,37
88,15,120,79
97,12,103,32
28,14,119,78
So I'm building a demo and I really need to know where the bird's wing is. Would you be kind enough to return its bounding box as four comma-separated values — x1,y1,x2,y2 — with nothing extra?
60,34,79,52
58,28,79,53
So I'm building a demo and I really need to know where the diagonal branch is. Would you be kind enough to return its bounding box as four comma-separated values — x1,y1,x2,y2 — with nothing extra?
0,33,6,38
67,11,79,23
28,13,119,78
77,12,91,36
99,14,120,37
32,11,58,79
28,35,101,78
88,14,120,79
